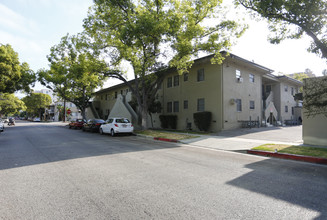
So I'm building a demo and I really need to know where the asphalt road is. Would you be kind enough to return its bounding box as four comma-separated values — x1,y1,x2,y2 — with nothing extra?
1,121,327,220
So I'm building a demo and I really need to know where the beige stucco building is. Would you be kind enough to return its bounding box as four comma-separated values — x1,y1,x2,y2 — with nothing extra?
91,52,302,132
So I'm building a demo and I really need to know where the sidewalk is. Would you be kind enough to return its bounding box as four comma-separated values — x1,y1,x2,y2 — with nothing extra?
170,126,303,152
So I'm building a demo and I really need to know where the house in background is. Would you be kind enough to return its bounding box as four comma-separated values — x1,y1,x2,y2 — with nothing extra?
91,52,302,132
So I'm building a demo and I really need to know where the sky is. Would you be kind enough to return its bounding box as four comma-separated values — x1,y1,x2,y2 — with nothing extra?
1,0,327,93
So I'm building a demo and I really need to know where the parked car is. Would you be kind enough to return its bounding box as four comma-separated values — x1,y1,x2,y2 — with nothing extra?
69,119,86,129
0,120,4,133
2,118,9,123
100,117,134,136
82,119,105,132
33,117,41,122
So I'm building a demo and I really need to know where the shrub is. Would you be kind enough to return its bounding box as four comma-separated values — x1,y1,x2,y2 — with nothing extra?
193,111,212,131
159,115,177,129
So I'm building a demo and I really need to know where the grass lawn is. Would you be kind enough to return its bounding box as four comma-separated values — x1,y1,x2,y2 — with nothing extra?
252,144,327,159
135,129,198,140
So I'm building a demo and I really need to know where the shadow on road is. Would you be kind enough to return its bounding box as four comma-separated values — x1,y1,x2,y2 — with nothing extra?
227,159,327,220
0,122,179,171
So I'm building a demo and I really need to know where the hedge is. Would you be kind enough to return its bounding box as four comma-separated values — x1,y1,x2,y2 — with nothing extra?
193,111,212,131
159,115,177,129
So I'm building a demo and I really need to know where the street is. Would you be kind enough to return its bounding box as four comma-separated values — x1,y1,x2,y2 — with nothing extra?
1,122,327,220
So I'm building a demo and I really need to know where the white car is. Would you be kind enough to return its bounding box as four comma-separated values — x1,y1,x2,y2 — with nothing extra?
0,120,4,133
100,118,134,136
33,117,41,122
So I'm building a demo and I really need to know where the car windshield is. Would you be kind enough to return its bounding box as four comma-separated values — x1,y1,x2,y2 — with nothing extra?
94,119,105,123
116,118,130,123
76,119,84,122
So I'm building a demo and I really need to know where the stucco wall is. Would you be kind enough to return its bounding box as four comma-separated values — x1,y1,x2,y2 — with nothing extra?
222,61,263,130
303,76,327,146
158,59,223,132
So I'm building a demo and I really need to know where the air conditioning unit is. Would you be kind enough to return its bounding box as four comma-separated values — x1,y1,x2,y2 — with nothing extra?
237,77,243,83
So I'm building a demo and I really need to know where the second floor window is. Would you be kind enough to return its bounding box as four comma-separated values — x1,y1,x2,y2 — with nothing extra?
249,74,254,83
167,77,172,88
236,70,241,79
197,69,204,82
183,73,188,82
285,85,288,92
285,105,288,113
174,75,179,86
115,92,117,99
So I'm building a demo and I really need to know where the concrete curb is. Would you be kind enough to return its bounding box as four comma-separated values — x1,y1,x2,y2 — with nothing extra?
153,137,179,143
247,150,327,165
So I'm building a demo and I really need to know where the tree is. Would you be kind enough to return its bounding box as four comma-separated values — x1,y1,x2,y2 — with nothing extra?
84,0,246,129
21,93,52,118
236,0,327,60
38,34,109,120
322,69,327,76
0,93,26,116
0,44,36,93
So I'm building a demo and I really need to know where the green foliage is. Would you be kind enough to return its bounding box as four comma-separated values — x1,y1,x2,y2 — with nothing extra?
159,115,177,129
0,93,26,116
287,72,309,92
236,0,327,60
84,0,246,129
21,93,52,117
38,34,108,119
0,44,35,93
193,111,212,131
303,76,327,118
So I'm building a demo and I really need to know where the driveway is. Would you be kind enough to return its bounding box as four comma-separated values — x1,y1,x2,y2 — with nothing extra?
180,126,303,152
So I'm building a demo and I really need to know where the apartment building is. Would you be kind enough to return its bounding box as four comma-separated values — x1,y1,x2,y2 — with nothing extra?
92,52,302,132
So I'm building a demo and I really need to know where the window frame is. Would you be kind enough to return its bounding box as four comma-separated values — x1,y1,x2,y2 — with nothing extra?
197,69,205,82
167,102,172,113
183,100,188,109
167,77,172,88
236,70,241,79
173,101,179,112
197,98,205,111
236,99,242,112
183,73,188,82
249,100,255,110
249,74,255,83
174,75,179,87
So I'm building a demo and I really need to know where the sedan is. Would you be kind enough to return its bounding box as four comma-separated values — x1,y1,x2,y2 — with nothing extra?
0,120,4,133
100,117,133,136
82,119,105,133
69,119,86,129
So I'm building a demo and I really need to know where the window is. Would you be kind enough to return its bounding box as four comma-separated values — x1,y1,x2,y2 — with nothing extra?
105,94,108,100
126,89,129,94
184,100,188,109
167,77,172,88
173,101,179,112
292,107,294,115
115,91,117,99
250,101,255,110
285,85,288,92
197,69,204,82
249,74,255,83
285,105,288,113
101,95,103,100
121,90,123,95
167,102,172,113
236,99,242,112
236,70,241,79
197,98,205,111
174,75,179,86
291,87,294,95
183,73,188,82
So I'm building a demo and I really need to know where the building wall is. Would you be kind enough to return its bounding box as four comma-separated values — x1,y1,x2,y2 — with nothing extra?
222,62,263,130
158,60,223,132
279,82,299,122
303,77,327,146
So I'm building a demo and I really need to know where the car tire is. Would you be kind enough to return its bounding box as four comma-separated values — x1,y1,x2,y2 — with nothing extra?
100,128,104,135
82,127,85,132
110,129,115,137
69,126,71,129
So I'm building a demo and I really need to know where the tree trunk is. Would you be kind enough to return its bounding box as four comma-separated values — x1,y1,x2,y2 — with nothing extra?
81,108,86,120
